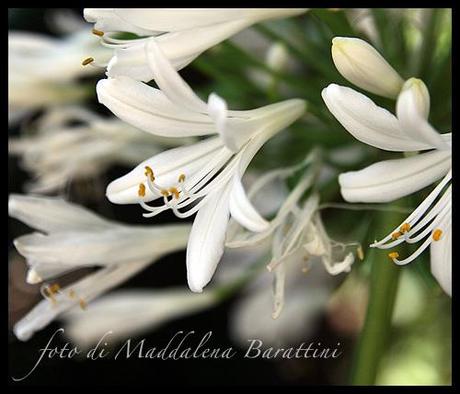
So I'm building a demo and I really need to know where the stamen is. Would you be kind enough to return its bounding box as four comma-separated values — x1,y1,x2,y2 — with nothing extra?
48,283,61,294
357,245,364,261
169,187,180,199
432,228,443,241
391,231,402,240
400,223,411,233
388,252,399,260
138,183,146,197
92,28,104,37
144,166,155,182
79,298,87,310
82,57,94,66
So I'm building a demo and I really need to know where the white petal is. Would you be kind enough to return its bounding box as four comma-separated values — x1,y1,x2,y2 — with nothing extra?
331,37,403,98
322,84,432,151
96,77,215,137
83,8,155,35
339,150,451,202
145,38,208,113
215,98,306,152
186,182,233,292
63,289,216,348
229,175,269,232
430,221,451,296
106,137,223,204
115,8,307,32
207,92,236,151
108,19,258,80
107,41,197,81
8,194,111,233
397,79,449,151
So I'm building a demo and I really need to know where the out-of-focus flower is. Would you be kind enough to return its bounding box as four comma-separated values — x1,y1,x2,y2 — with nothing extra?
8,30,110,124
9,106,191,193
323,38,451,296
84,8,307,82
99,39,305,293
326,273,368,336
63,289,217,348
344,9,380,45
9,194,191,340
221,244,334,347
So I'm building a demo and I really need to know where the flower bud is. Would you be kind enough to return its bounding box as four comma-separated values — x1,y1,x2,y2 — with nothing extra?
266,42,289,72
397,78,430,120
331,37,404,98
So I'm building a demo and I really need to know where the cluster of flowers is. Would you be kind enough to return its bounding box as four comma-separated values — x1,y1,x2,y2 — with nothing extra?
8,9,450,346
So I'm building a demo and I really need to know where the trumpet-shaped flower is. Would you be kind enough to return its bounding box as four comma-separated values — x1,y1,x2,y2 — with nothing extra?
8,29,110,124
84,8,307,82
63,289,217,348
9,194,191,340
322,38,452,296
98,39,305,293
9,106,190,193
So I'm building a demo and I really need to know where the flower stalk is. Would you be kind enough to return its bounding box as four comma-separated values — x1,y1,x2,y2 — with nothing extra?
350,208,404,384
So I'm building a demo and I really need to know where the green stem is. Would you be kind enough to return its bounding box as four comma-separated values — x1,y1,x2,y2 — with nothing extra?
350,210,404,385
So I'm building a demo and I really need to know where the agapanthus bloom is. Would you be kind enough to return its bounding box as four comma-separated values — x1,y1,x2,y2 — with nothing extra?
9,106,190,193
63,289,217,348
84,8,307,81
322,37,452,295
9,194,190,340
8,29,110,124
97,39,305,293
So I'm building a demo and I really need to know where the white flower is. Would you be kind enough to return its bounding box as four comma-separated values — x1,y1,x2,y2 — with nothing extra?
226,154,356,318
9,194,191,341
9,106,190,193
8,29,110,124
98,39,305,293
322,41,452,296
331,37,404,98
218,244,334,348
62,289,217,348
9,194,190,283
84,8,307,81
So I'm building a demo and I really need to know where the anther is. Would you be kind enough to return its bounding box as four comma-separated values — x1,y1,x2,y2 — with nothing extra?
138,183,146,197
432,228,443,241
391,231,402,240
144,166,155,182
400,223,411,233
301,266,310,274
92,28,104,37
82,57,94,66
49,283,61,294
178,174,186,183
160,189,170,197
357,246,364,261
388,252,399,260
68,289,76,299
79,298,87,310
169,187,180,199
